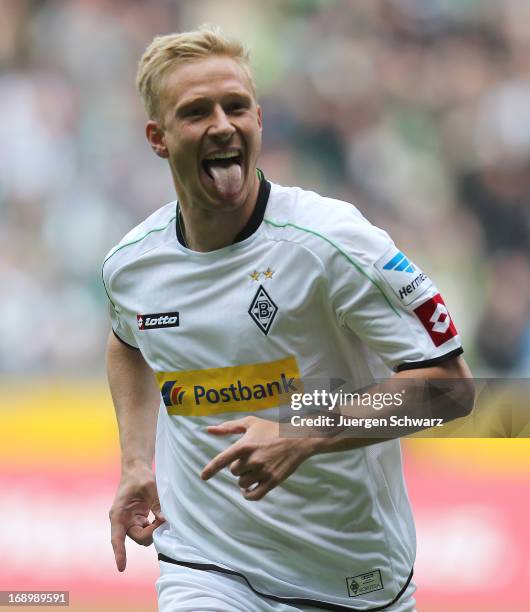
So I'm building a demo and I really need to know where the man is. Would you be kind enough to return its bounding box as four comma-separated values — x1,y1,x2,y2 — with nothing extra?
103,27,474,611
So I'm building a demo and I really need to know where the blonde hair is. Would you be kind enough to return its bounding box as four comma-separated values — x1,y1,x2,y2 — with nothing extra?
136,25,256,121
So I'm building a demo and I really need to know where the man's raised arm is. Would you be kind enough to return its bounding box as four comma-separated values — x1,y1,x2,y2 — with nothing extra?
106,331,165,571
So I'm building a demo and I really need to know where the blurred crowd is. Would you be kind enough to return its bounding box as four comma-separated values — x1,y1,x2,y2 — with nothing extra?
1,0,529,376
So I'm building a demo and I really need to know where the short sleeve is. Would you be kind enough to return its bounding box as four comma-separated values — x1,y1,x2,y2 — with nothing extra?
107,300,139,349
327,218,462,371
102,264,139,350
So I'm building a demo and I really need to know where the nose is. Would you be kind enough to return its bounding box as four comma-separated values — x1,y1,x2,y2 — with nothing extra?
208,105,235,140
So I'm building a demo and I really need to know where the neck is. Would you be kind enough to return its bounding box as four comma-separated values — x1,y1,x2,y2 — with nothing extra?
178,174,260,252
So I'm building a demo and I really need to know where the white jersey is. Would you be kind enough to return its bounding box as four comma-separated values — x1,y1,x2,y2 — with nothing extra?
103,177,462,610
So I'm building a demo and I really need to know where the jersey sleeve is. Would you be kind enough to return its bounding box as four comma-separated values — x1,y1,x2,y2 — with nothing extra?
327,215,462,372
102,263,139,350
107,301,139,349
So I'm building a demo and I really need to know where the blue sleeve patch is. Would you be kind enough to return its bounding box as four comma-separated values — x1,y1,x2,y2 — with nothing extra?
375,247,433,306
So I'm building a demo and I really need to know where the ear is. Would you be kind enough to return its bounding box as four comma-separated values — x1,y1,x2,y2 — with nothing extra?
146,120,169,159
256,105,263,132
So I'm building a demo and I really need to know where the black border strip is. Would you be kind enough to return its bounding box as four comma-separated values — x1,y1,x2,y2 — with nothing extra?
175,205,186,246
394,347,463,372
235,175,271,242
158,554,413,611
175,172,271,247
112,328,140,350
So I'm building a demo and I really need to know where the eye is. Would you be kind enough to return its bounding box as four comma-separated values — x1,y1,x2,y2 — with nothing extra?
226,100,248,114
179,105,209,121
186,107,206,119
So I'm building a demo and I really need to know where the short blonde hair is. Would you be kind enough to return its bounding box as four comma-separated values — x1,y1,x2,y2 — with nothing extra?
136,25,256,121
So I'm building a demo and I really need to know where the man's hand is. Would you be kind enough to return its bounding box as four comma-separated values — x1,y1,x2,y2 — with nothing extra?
109,462,165,571
201,416,311,501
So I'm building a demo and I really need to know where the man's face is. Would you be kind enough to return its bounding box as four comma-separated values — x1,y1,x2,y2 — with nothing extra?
148,55,262,212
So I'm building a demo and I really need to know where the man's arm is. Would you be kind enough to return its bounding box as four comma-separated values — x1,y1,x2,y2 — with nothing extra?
201,356,475,500
307,354,475,455
106,331,165,571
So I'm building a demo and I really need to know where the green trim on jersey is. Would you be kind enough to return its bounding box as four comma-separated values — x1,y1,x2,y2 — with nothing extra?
263,219,400,317
102,274,116,309
102,214,176,308
103,215,177,266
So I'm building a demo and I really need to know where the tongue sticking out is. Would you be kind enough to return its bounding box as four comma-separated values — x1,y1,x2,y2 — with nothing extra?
208,163,243,199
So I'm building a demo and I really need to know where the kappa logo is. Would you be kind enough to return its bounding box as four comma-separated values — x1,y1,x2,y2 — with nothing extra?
414,293,458,347
248,285,278,335
137,311,179,330
382,251,415,273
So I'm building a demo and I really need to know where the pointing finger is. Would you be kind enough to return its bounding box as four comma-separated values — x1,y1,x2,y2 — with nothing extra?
110,522,127,572
201,443,246,480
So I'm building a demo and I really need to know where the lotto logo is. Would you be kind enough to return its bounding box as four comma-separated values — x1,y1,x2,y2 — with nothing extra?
430,303,450,333
137,311,179,330
413,294,458,347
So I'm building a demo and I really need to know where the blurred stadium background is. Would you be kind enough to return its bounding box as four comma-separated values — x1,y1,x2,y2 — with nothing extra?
1,0,529,610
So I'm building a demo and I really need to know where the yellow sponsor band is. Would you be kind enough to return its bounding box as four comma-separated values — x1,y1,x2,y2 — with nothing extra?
156,356,301,416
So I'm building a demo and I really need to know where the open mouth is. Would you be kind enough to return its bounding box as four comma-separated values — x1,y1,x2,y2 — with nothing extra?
202,150,243,179
200,150,245,199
